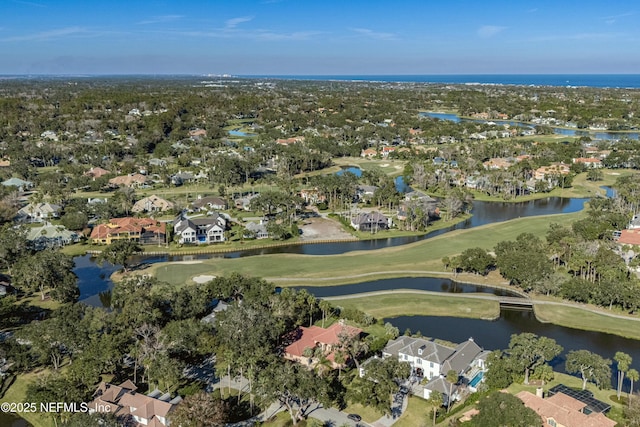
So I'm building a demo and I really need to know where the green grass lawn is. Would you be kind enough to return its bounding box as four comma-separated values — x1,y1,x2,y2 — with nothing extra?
0,370,56,427
328,293,500,320
534,303,640,340
394,395,435,427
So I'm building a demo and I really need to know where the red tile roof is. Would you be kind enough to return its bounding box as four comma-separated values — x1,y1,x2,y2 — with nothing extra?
517,391,615,427
619,229,640,246
90,217,166,240
285,323,362,358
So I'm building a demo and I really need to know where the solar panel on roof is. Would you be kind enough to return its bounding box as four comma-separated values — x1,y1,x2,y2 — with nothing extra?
547,384,611,413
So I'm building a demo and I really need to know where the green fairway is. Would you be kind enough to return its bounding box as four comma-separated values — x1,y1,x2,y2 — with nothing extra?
148,210,586,286
327,292,500,320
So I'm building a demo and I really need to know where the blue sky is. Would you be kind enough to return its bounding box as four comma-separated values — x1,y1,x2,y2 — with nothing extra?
1,0,639,75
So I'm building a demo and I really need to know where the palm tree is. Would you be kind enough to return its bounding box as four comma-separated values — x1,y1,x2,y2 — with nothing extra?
319,300,332,328
629,369,639,405
427,391,443,425
615,352,632,400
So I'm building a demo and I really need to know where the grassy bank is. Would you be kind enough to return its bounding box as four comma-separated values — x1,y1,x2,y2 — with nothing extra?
534,303,640,341
327,293,500,320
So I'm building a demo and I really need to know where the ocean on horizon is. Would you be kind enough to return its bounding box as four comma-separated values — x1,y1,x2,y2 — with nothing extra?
243,74,640,89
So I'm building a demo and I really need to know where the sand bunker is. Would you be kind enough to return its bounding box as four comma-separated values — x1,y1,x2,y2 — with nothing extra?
192,275,216,284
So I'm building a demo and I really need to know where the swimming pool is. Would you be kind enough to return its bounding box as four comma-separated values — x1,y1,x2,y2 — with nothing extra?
469,371,484,388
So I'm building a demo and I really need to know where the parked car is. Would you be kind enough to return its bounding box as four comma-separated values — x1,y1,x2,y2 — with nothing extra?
347,413,362,422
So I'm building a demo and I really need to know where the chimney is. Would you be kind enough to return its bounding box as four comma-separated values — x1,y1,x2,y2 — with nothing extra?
536,387,544,398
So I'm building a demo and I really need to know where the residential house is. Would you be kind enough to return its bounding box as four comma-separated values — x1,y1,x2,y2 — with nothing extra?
132,195,175,213
483,157,513,170
26,224,79,250
171,171,195,186
108,173,148,188
300,188,326,205
516,389,615,427
17,202,61,223
234,193,259,211
534,163,571,181
84,167,111,180
350,211,390,232
383,336,455,381
173,214,226,244
360,148,377,158
88,380,181,426
276,136,305,146
189,128,207,138
0,159,10,168
244,221,269,239
617,229,640,246
283,322,363,369
381,146,396,157
383,336,488,402
1,177,33,192
355,185,378,202
148,158,167,167
201,300,230,325
572,157,603,168
192,196,228,211
398,191,439,221
90,217,166,245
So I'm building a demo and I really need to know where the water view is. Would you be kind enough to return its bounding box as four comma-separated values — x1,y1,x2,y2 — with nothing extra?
422,112,640,140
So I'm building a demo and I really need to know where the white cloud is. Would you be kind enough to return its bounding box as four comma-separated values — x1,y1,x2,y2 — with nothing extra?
1,27,86,42
477,25,507,38
137,15,184,25
225,16,253,29
350,28,397,41
603,11,635,25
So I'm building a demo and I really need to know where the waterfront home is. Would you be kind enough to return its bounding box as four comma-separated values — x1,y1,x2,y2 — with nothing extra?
350,211,390,232
533,162,571,181
244,221,269,239
383,337,488,401
26,223,79,250
90,217,166,245
283,321,363,369
173,214,226,244
516,387,615,427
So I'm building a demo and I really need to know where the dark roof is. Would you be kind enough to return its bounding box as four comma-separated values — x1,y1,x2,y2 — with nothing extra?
548,384,611,413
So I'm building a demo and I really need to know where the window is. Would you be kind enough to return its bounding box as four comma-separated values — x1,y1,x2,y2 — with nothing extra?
547,418,557,427
403,354,408,361
430,362,434,368
416,359,422,365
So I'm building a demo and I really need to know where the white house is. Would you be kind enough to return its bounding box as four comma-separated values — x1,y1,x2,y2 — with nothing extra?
17,203,61,223
173,214,226,244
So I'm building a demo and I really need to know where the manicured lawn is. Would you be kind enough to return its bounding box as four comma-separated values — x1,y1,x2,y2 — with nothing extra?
148,210,586,286
394,395,435,427
328,293,500,320
534,303,640,340
0,370,56,427
332,156,407,176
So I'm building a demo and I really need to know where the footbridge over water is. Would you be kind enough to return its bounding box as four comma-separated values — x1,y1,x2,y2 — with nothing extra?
498,296,534,309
